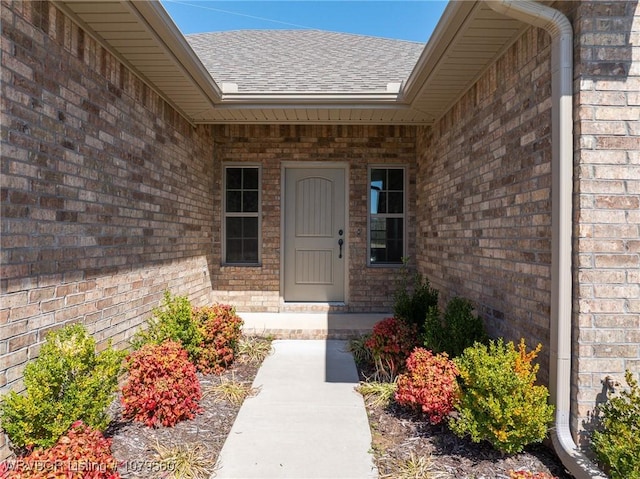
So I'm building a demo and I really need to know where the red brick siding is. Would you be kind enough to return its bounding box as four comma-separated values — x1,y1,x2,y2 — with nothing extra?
416,26,554,376
1,1,216,457
572,0,640,446
416,0,640,450
211,124,417,312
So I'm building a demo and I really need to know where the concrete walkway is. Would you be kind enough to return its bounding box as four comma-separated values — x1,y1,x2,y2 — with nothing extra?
215,340,378,479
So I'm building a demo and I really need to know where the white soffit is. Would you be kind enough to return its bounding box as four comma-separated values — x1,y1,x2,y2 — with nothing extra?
55,0,534,125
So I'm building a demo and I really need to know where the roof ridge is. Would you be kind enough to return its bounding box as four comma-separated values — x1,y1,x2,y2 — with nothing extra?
185,29,424,45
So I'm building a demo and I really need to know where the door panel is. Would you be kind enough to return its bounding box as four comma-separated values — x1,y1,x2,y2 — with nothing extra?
284,168,345,302
296,177,333,237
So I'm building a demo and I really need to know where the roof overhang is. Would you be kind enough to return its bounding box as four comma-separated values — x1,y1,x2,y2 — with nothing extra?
54,0,540,126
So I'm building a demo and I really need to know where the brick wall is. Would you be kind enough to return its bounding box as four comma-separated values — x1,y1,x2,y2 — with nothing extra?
211,124,417,312
416,0,640,451
1,1,216,458
416,25,554,379
572,0,640,446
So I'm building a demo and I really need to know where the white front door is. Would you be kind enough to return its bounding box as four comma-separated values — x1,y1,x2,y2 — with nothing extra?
284,167,346,302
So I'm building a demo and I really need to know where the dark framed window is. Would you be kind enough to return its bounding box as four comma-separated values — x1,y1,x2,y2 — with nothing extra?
368,166,405,265
223,165,261,264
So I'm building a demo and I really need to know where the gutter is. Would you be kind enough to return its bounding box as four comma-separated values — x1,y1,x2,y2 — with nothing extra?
483,2,606,478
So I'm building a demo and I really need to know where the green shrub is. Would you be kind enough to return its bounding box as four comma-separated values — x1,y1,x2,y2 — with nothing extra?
131,291,203,362
422,305,444,354
395,347,459,424
450,338,554,454
424,297,487,357
442,297,486,357
194,304,243,374
591,370,640,479
122,340,202,427
393,262,438,336
0,323,124,449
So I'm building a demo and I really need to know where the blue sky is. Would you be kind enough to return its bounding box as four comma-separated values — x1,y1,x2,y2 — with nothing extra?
160,1,448,43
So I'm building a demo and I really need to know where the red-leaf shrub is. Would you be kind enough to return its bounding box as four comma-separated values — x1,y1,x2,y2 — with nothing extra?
395,347,459,424
9,421,119,478
121,340,202,427
509,471,558,479
365,317,418,379
193,304,243,375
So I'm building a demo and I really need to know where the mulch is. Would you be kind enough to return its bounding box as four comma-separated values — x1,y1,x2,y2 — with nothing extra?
106,360,261,479
366,400,574,479
105,341,574,479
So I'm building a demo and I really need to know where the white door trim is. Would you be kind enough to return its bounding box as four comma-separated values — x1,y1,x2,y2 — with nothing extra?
280,162,349,304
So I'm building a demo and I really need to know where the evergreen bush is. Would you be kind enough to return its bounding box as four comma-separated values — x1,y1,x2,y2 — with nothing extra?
393,262,438,336
450,338,554,454
130,291,203,362
0,324,123,449
423,297,487,357
591,370,640,479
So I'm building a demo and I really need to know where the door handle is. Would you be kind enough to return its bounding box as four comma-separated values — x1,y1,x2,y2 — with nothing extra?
338,238,344,259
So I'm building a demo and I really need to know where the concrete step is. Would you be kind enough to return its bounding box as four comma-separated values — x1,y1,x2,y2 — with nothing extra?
238,312,388,340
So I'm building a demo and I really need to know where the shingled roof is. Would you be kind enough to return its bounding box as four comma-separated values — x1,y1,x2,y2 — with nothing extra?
58,1,529,124
186,30,424,93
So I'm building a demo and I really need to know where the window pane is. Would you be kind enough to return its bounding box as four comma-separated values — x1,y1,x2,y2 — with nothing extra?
370,189,380,214
226,217,242,237
385,217,404,262
243,168,259,189
224,167,260,264
242,191,259,212
370,217,403,264
371,169,386,185
388,169,404,190
243,217,258,238
243,239,259,262
376,192,388,214
226,168,242,189
387,192,403,214
369,167,405,264
370,217,386,245
225,217,258,263
226,238,243,262
226,191,241,212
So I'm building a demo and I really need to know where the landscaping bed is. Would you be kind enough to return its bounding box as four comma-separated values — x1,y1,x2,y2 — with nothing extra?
3,279,634,479
358,371,573,479
107,335,572,479
107,351,265,479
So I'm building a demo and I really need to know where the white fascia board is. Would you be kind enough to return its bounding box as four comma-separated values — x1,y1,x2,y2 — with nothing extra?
401,1,478,103
213,102,412,111
127,0,224,102
220,92,402,104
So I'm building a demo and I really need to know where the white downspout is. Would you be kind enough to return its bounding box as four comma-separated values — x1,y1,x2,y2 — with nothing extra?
483,2,606,478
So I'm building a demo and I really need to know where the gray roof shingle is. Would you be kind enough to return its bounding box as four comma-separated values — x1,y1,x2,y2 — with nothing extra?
186,30,424,93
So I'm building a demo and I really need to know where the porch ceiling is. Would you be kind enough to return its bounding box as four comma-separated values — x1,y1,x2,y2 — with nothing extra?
55,0,538,126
